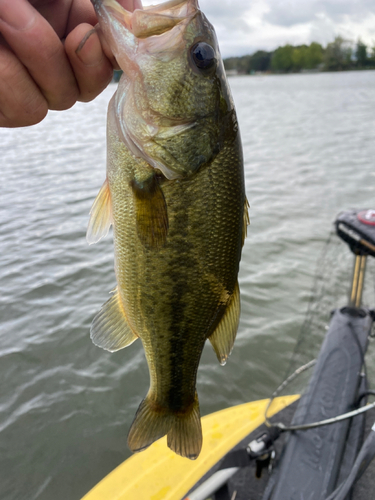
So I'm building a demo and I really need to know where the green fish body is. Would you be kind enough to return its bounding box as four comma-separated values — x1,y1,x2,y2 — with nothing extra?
88,0,249,460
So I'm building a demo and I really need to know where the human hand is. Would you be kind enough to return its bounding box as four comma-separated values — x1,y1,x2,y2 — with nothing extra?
0,0,139,128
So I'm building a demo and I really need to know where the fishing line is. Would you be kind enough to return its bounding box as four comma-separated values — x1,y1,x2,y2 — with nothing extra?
324,421,375,500
265,359,375,432
268,400,375,433
282,230,344,381
266,230,375,433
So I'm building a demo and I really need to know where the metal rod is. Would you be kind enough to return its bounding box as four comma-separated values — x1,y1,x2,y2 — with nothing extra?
350,255,361,306
356,255,367,307
349,254,367,308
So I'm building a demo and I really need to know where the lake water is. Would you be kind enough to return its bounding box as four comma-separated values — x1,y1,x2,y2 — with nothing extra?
1,70,375,500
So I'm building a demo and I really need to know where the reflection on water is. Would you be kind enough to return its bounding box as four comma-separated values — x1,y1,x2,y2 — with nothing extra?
1,70,375,499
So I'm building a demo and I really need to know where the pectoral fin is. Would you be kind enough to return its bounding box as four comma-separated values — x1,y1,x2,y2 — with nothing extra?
209,282,240,366
91,287,138,352
131,174,168,249
87,179,113,245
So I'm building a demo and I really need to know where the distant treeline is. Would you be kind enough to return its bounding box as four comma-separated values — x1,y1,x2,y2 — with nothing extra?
224,37,375,74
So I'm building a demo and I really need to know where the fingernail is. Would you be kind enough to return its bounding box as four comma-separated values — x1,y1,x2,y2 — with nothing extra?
0,0,36,30
76,29,103,66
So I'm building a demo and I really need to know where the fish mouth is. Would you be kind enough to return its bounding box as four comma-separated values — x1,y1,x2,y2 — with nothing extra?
92,0,198,39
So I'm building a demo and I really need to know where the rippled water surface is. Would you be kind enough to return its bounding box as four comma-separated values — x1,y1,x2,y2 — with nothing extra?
1,70,375,500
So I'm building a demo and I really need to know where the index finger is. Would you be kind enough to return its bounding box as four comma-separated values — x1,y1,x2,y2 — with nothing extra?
0,0,79,111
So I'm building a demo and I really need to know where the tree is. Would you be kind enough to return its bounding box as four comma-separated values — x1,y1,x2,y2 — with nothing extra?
271,44,294,72
356,39,368,67
223,55,253,73
292,45,309,71
305,42,324,69
370,45,375,66
323,36,353,71
238,55,252,74
224,53,272,74
222,37,362,75
249,50,272,72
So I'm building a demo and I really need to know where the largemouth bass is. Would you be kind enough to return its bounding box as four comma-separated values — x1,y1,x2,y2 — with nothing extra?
88,0,249,460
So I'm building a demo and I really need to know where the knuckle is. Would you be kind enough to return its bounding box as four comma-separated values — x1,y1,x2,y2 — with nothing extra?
0,48,21,81
24,41,79,111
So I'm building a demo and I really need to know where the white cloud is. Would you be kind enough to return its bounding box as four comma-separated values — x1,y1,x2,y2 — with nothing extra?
264,0,375,25
140,0,375,56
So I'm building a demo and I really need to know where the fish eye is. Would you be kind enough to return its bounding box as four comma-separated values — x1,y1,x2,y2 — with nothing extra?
191,42,216,71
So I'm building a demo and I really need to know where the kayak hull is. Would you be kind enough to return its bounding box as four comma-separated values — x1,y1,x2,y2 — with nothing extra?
82,395,299,500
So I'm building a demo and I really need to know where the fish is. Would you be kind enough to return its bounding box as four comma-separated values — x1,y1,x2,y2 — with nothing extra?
88,0,249,460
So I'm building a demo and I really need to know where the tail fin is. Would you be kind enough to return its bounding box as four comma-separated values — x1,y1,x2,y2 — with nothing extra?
167,396,202,460
127,397,171,453
127,393,202,460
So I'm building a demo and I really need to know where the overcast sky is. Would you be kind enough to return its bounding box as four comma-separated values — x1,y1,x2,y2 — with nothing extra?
142,0,375,58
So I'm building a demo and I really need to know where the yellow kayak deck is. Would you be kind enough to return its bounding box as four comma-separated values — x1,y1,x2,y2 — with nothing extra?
82,395,298,500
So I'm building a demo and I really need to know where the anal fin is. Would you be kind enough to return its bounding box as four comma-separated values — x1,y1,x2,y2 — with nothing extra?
131,174,168,249
87,178,113,245
209,281,240,366
91,287,138,352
